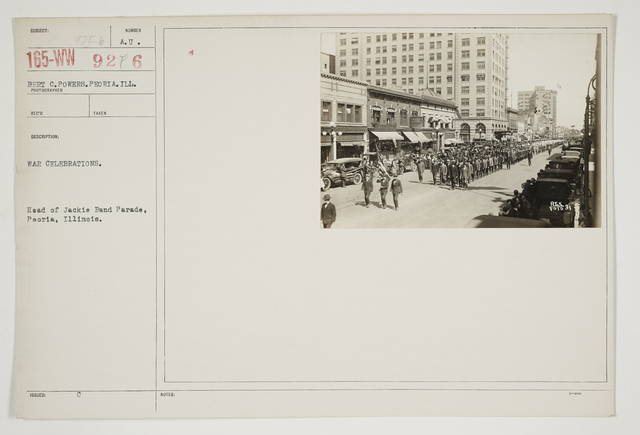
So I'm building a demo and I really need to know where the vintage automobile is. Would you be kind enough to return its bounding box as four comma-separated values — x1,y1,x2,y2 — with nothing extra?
532,178,575,227
537,168,577,182
321,157,363,190
547,154,580,170
562,150,582,158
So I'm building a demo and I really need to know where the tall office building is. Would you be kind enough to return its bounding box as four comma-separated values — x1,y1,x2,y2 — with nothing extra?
517,86,558,135
335,31,509,140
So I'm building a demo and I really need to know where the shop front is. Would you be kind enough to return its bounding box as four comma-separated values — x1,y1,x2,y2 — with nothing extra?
369,130,405,160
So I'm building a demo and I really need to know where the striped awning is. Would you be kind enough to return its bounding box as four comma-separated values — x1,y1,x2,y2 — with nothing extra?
370,131,404,141
402,132,421,143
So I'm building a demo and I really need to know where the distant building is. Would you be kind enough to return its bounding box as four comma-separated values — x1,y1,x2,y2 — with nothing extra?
506,107,518,131
321,52,335,74
517,86,558,135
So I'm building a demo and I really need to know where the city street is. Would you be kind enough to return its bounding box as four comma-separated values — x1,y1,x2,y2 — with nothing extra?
322,151,554,228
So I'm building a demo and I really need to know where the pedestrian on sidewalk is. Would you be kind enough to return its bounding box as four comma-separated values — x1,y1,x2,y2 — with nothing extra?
378,175,390,209
390,175,403,211
362,174,373,208
320,194,336,228
527,149,532,166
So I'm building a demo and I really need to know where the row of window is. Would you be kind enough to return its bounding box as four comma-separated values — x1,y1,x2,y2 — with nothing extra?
339,32,457,45
461,98,486,106
461,49,486,58
371,110,418,126
461,37,486,46
461,86,486,94
366,66,423,75
321,101,363,123
460,109,486,117
340,40,456,55
461,74,487,81
461,61,486,70
366,77,423,86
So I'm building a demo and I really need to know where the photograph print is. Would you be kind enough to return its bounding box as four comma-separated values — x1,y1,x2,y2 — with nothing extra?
320,30,604,229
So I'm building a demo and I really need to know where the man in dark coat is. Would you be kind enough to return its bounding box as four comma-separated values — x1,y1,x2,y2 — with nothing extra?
449,160,458,190
362,174,374,208
379,176,390,209
390,175,403,211
431,159,440,185
416,157,424,183
321,194,336,228
338,164,348,187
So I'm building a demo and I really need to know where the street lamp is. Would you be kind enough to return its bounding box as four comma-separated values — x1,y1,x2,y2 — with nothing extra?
322,121,342,161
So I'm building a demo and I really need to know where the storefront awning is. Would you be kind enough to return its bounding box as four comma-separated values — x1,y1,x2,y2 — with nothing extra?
415,132,430,142
402,131,431,143
338,141,366,147
402,132,421,143
370,131,404,141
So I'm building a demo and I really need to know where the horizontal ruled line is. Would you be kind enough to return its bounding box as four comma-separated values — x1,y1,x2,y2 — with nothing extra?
27,69,154,72
26,388,610,393
27,116,155,119
27,46,155,49
26,93,154,95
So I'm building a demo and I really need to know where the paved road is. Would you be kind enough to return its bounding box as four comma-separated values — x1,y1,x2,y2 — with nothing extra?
321,151,553,228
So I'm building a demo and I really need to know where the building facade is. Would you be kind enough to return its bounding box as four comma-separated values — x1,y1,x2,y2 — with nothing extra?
321,52,335,74
367,86,457,155
517,85,558,135
320,73,369,162
335,31,509,141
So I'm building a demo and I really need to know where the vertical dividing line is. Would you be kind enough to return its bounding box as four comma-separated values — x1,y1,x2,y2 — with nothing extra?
88,94,90,117
110,26,112,47
154,24,158,413
162,27,167,386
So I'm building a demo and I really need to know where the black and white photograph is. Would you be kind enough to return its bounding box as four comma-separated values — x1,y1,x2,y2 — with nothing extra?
320,30,603,228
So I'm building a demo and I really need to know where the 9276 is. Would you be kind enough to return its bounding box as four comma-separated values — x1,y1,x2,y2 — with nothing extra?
93,54,142,69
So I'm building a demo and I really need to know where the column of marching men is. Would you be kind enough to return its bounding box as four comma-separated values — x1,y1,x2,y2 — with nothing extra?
358,141,558,213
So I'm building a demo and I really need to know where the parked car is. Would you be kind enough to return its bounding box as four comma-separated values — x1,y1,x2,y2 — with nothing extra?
532,178,575,226
537,168,577,182
321,158,363,190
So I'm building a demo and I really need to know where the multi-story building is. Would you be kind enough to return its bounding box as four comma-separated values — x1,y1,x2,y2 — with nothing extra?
506,107,519,136
517,86,558,135
320,73,368,162
367,85,457,155
334,31,509,141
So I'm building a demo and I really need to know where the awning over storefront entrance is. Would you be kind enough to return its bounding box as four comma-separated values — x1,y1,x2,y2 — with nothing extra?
402,131,431,143
402,132,421,143
370,131,404,141
338,141,367,147
415,132,430,142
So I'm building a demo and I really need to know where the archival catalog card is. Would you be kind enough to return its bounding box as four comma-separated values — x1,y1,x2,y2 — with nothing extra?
14,14,614,418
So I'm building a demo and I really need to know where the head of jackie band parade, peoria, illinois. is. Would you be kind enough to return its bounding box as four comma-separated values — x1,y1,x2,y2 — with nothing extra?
319,31,601,229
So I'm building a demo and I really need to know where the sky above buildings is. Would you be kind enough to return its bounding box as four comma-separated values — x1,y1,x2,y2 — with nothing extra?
321,32,598,128
507,33,597,129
